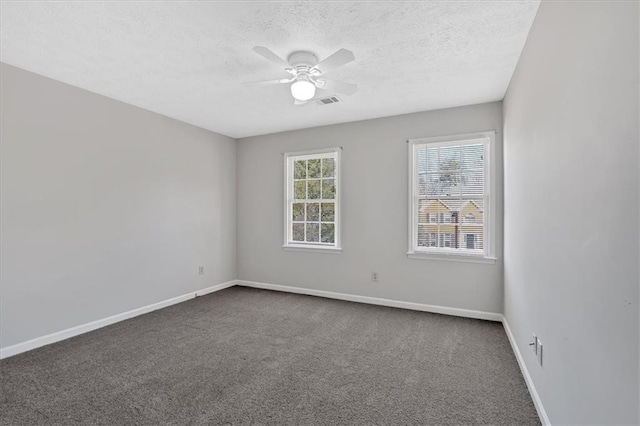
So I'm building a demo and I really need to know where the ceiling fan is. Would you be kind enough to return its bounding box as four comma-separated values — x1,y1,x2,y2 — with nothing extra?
243,46,357,105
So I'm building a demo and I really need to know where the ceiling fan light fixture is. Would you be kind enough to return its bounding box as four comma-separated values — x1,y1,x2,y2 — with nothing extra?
290,79,316,101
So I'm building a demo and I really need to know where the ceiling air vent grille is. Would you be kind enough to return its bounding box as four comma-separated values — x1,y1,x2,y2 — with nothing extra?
317,96,341,105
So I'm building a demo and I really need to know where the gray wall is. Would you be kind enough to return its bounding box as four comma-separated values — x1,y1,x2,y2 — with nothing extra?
503,2,639,424
237,102,504,314
0,63,237,348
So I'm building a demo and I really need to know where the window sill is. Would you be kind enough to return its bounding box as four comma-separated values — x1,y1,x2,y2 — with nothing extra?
407,252,497,264
283,244,342,254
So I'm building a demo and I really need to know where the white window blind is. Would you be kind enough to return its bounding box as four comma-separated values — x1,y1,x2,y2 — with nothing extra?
408,132,495,260
284,148,341,251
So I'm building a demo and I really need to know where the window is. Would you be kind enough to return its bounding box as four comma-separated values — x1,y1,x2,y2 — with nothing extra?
408,131,495,262
284,148,341,251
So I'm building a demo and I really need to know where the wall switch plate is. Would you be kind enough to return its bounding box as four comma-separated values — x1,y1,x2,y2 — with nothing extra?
531,333,537,354
371,272,379,282
537,338,543,366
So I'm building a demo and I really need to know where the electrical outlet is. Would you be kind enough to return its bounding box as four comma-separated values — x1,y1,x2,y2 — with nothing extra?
371,272,379,282
198,266,204,275
537,338,543,366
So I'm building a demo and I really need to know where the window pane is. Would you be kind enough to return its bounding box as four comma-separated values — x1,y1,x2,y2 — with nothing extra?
306,203,320,221
294,181,306,199
439,145,461,170
322,179,335,199
475,230,485,250
416,147,426,174
475,198,485,210
308,180,321,199
462,144,484,170
321,223,335,243
422,173,440,196
306,223,319,242
439,171,461,196
292,223,305,241
435,200,450,221
426,147,439,172
461,170,484,196
292,203,305,221
294,160,307,179
321,202,335,222
322,158,335,178
308,159,321,178
416,146,439,174
460,199,483,221
418,199,455,225
460,198,484,250
418,199,433,223
417,225,430,247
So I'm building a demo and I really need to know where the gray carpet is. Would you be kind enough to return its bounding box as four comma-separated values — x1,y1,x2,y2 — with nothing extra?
1,286,539,425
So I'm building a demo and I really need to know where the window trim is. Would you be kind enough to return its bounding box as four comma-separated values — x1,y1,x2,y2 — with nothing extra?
407,130,496,262
283,147,342,252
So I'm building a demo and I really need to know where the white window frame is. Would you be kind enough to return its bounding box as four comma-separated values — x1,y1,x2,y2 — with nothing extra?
283,147,342,253
407,131,496,263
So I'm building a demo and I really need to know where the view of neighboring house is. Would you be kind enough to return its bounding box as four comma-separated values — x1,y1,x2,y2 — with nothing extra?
418,199,484,250
415,141,486,252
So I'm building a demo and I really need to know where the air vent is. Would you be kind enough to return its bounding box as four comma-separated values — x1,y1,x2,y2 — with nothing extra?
317,96,341,105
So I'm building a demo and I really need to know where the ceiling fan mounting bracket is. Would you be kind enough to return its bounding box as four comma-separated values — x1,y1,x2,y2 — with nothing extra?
287,51,318,68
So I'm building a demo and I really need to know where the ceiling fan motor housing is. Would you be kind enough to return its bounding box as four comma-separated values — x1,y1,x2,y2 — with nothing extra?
287,51,318,68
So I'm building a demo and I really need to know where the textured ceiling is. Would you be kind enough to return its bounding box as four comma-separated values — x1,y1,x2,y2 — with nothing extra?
1,1,539,138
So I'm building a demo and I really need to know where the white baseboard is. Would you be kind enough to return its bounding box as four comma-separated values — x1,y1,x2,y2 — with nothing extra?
502,318,551,426
0,280,237,360
236,280,503,322
1,277,549,425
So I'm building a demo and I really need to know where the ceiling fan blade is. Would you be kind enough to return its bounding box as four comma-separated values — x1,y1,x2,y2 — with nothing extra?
313,48,355,74
253,46,290,67
242,77,293,86
318,79,357,96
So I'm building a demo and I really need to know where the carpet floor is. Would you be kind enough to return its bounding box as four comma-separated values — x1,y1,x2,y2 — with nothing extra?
1,286,539,425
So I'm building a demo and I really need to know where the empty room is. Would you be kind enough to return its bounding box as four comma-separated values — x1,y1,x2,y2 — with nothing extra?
1,1,638,425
